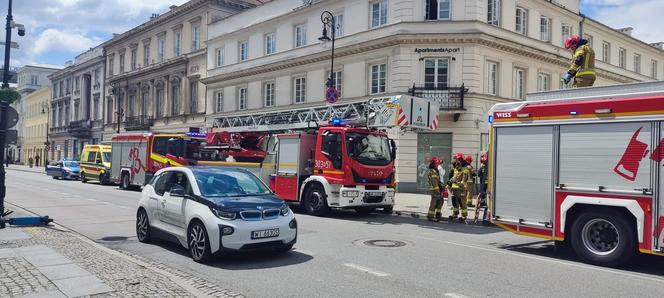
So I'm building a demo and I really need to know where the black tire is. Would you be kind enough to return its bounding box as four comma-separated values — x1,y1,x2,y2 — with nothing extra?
354,207,375,215
81,173,87,183
188,221,212,263
52,175,58,180
100,173,110,185
136,208,151,243
275,243,294,253
120,172,130,190
570,208,636,267
303,184,330,216
61,172,66,180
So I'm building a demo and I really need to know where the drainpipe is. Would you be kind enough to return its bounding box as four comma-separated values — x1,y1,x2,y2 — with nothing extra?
579,13,586,38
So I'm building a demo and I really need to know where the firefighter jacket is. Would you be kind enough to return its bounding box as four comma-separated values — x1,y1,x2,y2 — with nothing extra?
428,168,441,194
568,40,595,79
450,167,467,190
466,165,476,185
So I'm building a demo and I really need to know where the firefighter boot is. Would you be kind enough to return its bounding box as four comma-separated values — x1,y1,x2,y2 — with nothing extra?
427,194,438,221
459,196,468,222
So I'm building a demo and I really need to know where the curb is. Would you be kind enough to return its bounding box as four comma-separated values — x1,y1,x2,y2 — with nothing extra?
5,167,45,174
4,202,243,298
389,208,495,226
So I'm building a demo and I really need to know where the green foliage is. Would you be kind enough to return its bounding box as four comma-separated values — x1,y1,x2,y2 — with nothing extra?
0,87,20,104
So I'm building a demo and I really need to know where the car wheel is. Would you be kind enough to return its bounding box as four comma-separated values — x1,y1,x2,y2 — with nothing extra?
354,208,375,215
188,221,212,263
304,184,330,216
100,173,109,185
275,243,294,253
61,172,66,180
136,209,151,243
51,176,58,180
570,208,636,267
120,172,130,190
81,173,87,183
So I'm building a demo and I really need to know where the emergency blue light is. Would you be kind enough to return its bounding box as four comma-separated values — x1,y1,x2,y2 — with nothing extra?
331,118,343,126
488,115,494,124
186,132,207,138
361,179,368,183
570,111,578,115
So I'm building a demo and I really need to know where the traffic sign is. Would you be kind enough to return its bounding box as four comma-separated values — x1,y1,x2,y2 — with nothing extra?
326,87,339,104
3,106,18,129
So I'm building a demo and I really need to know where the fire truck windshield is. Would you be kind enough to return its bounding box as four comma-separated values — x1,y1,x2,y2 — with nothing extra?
346,133,392,166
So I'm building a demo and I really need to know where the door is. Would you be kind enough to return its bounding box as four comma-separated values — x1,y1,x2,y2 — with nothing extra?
275,135,300,201
159,171,188,231
148,172,169,224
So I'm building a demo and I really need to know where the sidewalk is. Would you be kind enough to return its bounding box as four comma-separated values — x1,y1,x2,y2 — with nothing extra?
392,192,487,222
0,205,243,298
4,164,45,174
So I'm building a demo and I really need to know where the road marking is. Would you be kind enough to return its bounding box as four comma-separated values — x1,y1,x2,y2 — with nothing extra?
343,263,390,277
443,240,664,284
86,198,97,202
445,293,471,298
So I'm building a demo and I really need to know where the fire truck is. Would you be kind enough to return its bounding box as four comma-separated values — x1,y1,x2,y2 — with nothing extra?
488,81,664,267
113,95,439,216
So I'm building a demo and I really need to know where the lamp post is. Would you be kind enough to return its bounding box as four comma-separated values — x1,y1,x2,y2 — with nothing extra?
41,102,49,169
318,11,336,89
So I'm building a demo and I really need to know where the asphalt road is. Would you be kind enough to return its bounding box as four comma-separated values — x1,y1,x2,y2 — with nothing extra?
6,169,664,297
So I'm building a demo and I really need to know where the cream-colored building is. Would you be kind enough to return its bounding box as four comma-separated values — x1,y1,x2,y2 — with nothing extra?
203,0,664,192
101,0,260,139
22,87,51,167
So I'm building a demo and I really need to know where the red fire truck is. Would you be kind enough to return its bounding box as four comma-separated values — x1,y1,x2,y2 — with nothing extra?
488,81,664,267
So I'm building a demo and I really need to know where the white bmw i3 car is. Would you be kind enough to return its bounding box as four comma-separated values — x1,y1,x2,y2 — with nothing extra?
136,166,297,262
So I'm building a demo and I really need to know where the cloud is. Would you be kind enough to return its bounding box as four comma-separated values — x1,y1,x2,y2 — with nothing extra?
32,29,102,55
583,0,664,43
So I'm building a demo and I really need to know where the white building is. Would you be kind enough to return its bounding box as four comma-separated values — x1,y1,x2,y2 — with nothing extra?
203,0,664,192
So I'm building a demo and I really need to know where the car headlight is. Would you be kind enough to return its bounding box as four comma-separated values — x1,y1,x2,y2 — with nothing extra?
211,208,237,220
280,204,290,216
342,190,360,197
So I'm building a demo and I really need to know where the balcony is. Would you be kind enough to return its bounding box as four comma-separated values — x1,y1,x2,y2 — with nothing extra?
68,119,92,138
408,83,468,111
124,115,154,131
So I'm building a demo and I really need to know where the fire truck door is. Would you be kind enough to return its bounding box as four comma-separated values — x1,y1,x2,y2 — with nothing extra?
657,123,664,249
274,136,300,201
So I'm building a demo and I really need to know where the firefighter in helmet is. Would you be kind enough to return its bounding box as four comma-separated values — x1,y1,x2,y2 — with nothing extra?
448,153,468,221
562,35,596,88
427,156,444,221
464,155,476,208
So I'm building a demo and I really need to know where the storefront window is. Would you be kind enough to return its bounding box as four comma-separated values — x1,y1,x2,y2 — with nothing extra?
416,133,452,190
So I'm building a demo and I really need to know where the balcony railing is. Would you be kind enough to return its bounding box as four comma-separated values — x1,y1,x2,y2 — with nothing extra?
68,119,92,137
408,83,468,111
124,115,154,131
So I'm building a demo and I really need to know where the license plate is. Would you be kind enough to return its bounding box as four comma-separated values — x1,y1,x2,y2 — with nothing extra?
251,228,280,239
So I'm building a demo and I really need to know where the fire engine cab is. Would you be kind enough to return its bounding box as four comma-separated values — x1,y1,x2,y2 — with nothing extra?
488,81,664,267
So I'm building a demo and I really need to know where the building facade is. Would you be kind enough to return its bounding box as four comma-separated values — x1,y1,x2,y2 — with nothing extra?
101,0,259,139
47,46,106,161
203,0,664,192
13,64,62,164
21,87,51,167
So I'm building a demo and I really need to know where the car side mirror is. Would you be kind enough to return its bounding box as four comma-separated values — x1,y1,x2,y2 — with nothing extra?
169,184,186,197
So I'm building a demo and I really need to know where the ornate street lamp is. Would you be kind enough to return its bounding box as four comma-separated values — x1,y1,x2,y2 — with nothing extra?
318,11,336,89
41,102,49,168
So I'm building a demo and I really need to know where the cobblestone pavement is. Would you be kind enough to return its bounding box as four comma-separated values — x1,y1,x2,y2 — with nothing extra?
0,225,243,297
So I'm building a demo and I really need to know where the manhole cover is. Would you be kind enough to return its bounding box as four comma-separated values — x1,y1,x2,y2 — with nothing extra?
362,240,407,248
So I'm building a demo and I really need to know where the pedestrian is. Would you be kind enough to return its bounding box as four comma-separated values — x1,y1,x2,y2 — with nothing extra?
426,156,443,221
28,157,34,168
448,153,468,222
562,35,596,88
464,155,476,207
35,155,40,168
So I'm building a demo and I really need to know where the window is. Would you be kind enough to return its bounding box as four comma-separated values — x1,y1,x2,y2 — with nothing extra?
152,172,169,196
295,25,307,48
328,70,343,97
174,30,182,57
119,53,125,73
263,82,275,107
370,0,388,28
238,87,248,110
155,88,164,117
513,68,526,100
333,14,344,37
265,33,276,55
93,95,99,120
583,34,593,47
127,95,135,117
143,44,150,67
65,78,71,94
190,82,198,113
561,24,572,47
425,0,450,20
171,84,180,115
321,131,342,169
216,47,225,67
239,41,248,61
215,91,223,113
651,60,658,79
191,25,200,51
370,63,387,94
94,68,100,84
486,61,498,95
424,58,449,89
515,7,528,36
294,77,306,103
86,151,97,163
130,48,137,70
158,36,165,62
634,53,641,73
106,99,113,123
30,75,38,85
537,73,551,91
540,16,551,42
109,57,114,76
602,41,610,63
152,136,169,156
618,47,626,68
487,0,500,26
74,76,80,91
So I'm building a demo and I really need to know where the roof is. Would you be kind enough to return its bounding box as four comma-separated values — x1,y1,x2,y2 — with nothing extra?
19,64,64,70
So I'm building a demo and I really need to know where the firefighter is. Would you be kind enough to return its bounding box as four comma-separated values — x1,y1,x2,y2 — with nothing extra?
562,35,596,88
464,155,476,208
427,157,444,221
477,153,489,208
448,153,468,222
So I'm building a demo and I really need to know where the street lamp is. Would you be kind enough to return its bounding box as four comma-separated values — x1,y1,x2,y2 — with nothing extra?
318,11,336,89
41,102,49,169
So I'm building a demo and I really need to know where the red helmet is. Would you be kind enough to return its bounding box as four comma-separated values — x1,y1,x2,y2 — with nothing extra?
464,155,473,164
453,152,464,161
480,153,488,163
430,156,442,167
564,35,580,50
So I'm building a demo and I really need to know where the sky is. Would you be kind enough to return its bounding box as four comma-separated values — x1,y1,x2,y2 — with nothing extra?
2,0,663,68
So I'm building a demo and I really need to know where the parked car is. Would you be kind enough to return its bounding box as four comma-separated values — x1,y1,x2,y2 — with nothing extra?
46,160,80,180
136,166,297,262
80,144,112,184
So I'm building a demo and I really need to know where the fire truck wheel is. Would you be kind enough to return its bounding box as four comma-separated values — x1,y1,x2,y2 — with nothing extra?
136,208,151,243
120,172,130,190
570,208,636,267
304,184,330,216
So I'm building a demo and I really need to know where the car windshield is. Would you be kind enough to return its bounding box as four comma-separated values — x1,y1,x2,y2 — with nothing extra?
102,152,111,163
194,169,271,197
63,161,79,168
346,132,392,166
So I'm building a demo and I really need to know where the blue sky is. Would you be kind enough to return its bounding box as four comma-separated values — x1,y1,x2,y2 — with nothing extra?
3,0,663,67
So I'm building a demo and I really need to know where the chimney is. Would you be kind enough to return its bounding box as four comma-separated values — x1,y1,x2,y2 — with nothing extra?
650,42,664,50
617,27,633,36
150,13,160,20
